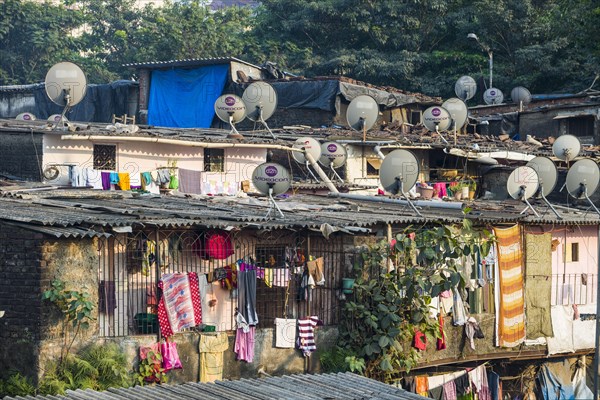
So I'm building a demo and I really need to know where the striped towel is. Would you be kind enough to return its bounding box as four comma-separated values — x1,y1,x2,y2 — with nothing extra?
297,316,319,356
493,225,525,347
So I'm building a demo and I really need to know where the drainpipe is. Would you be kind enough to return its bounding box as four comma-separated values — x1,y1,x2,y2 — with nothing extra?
594,223,600,400
328,192,464,210
374,145,385,160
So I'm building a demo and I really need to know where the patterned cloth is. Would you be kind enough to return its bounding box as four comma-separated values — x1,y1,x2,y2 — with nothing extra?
525,233,553,338
158,272,202,337
493,225,525,347
297,316,319,356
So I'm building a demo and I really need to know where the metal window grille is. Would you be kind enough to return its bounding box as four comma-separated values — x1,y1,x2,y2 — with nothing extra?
204,148,225,172
97,229,348,337
93,144,116,170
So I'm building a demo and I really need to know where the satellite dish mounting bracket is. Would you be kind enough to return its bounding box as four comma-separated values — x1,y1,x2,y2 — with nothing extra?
302,147,320,183
328,158,344,183
435,124,450,146
265,184,285,219
253,105,277,139
394,175,422,217
517,185,540,217
578,183,600,216
538,182,562,219
52,88,72,131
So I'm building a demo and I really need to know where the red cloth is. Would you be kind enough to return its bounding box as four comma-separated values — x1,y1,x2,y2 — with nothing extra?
413,330,427,351
158,272,202,337
437,314,447,350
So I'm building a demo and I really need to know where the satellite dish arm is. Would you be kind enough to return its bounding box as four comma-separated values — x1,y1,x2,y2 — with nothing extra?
435,124,450,146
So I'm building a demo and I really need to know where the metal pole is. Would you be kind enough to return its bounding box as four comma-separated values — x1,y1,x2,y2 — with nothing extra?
488,51,493,89
594,223,600,400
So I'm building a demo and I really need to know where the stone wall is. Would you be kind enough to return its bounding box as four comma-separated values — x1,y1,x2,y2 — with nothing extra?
0,131,43,180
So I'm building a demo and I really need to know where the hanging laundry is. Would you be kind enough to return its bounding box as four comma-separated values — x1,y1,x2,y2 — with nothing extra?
465,317,484,350
415,375,429,397
437,313,447,350
452,287,467,326
178,168,202,194
69,165,86,187
196,230,234,260
413,330,427,351
157,272,202,337
272,268,290,287
237,269,258,326
83,168,102,189
307,257,325,286
275,318,297,348
297,316,319,357
101,171,111,190
157,168,171,185
443,380,458,400
117,172,130,190
109,172,119,185
98,280,116,314
198,332,229,382
234,313,255,362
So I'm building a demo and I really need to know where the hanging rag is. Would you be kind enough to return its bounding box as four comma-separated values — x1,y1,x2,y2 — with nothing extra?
413,330,427,351
234,325,255,362
237,269,258,326
198,332,229,383
307,257,325,286
297,316,319,357
437,313,447,350
452,287,467,326
275,318,297,348
101,171,111,190
117,172,130,190
465,317,483,350
157,272,202,337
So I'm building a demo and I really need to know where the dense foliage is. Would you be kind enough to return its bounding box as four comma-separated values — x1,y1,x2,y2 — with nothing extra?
1,0,598,96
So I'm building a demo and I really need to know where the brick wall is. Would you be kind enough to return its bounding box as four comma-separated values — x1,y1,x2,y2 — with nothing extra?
0,225,44,379
0,131,43,181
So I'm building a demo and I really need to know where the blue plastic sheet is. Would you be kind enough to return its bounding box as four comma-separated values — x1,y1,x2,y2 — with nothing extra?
148,65,229,128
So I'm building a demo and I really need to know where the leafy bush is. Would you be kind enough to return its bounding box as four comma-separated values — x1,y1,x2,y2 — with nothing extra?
0,372,36,398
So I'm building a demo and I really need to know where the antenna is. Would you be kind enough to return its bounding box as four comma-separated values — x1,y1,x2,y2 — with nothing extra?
291,137,322,182
422,106,452,145
527,156,561,218
442,98,468,145
511,86,532,111
318,141,348,183
252,162,291,219
242,81,278,139
16,112,36,121
507,166,540,217
44,62,87,129
552,134,581,162
346,95,379,141
483,88,504,105
214,94,247,138
379,149,422,216
454,76,477,101
566,159,600,216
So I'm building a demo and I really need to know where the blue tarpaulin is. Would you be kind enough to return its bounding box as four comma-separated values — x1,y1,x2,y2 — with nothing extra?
148,65,229,128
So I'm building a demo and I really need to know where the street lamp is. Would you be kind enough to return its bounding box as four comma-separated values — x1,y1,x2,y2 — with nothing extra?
467,33,493,89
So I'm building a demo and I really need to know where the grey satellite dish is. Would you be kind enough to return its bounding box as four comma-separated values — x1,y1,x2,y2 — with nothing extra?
214,94,246,136
423,106,451,145
379,149,422,216
242,81,278,139
442,98,469,130
16,112,36,121
292,137,322,182
346,95,379,134
527,156,561,218
566,159,600,215
252,162,291,219
455,76,477,101
45,62,87,107
507,166,540,217
48,114,68,123
552,134,581,162
318,141,347,183
483,88,504,105
511,86,532,106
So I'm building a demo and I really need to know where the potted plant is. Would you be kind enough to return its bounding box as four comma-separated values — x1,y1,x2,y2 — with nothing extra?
468,180,477,200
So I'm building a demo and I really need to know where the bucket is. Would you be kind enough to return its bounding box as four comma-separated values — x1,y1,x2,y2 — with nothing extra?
342,278,355,294
417,187,434,200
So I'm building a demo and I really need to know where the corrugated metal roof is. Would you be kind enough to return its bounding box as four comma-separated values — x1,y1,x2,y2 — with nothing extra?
4,372,427,400
122,56,261,70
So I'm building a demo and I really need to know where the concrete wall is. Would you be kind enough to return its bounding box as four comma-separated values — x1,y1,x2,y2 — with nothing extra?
41,135,267,188
0,131,44,180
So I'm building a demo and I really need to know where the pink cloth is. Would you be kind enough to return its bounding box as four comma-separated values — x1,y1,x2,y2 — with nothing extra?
433,182,448,197
158,272,202,337
234,326,255,362
443,380,457,400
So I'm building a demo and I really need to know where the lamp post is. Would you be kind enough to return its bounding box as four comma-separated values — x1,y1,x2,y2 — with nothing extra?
468,33,493,89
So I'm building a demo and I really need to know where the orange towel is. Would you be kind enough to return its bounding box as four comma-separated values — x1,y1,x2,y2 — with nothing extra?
117,173,130,190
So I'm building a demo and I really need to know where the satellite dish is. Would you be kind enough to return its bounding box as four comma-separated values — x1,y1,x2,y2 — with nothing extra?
454,76,477,101
292,137,322,182
252,162,291,219
552,134,581,162
422,106,452,145
379,149,422,216
507,166,540,217
45,62,87,107
483,88,504,105
566,159,600,216
442,98,469,130
242,81,278,138
346,95,379,132
214,94,246,136
48,114,68,123
527,156,562,218
16,112,36,121
318,141,347,183
511,86,532,105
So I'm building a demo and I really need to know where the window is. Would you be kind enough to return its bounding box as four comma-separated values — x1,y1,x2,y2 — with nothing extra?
565,242,579,262
93,144,116,170
366,158,381,177
204,148,225,172
410,111,422,125
567,116,594,138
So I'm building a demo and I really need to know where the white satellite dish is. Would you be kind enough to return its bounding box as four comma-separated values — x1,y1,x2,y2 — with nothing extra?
252,162,291,219
242,81,278,139
483,88,504,105
346,95,379,136
507,166,540,217
423,106,451,145
318,141,347,183
511,86,532,107
442,98,469,130
16,112,36,121
214,94,246,136
455,76,477,101
379,149,422,216
292,137,322,182
44,62,87,129
48,114,68,123
527,156,561,218
566,159,600,215
552,134,581,162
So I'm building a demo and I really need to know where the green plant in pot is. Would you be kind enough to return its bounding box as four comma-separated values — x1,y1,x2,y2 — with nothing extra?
137,350,168,385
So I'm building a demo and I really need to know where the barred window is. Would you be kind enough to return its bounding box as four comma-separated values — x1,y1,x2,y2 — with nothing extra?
204,148,225,172
94,144,116,170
